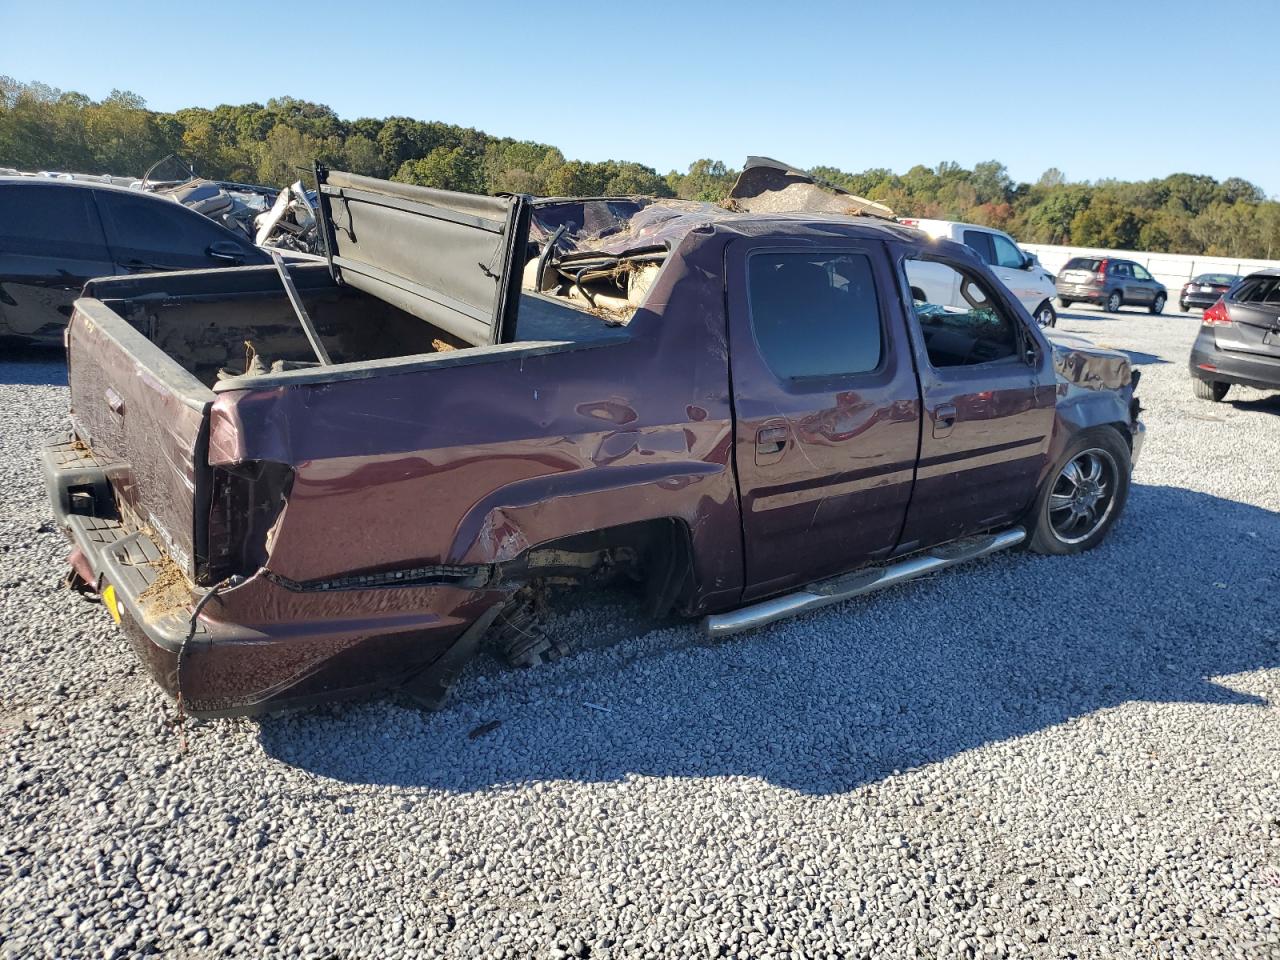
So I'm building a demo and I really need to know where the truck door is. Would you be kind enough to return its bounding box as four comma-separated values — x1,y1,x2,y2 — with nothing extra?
898,252,1057,550
727,240,923,600
962,227,1041,314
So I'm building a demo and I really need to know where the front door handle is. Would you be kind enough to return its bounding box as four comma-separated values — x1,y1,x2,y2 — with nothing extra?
932,403,956,438
755,422,789,464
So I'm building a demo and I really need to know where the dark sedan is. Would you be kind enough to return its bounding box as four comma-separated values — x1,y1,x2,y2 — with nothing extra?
1189,269,1280,401
0,178,269,346
1179,273,1241,312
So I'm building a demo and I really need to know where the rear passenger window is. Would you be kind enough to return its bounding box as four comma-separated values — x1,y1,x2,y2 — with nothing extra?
0,185,109,260
747,251,882,379
1236,277,1280,304
904,259,1021,367
97,191,229,254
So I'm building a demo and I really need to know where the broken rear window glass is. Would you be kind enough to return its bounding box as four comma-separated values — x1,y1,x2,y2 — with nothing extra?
747,251,882,380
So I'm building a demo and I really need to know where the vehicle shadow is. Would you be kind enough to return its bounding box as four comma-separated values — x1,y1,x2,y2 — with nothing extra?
1228,393,1280,416
1116,349,1168,366
257,484,1279,795
0,347,68,386
1057,307,1197,324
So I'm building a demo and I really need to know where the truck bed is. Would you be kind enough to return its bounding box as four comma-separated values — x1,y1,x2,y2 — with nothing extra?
83,262,620,390
65,261,629,583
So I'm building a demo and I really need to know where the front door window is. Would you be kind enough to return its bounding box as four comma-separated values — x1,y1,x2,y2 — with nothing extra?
903,260,1021,367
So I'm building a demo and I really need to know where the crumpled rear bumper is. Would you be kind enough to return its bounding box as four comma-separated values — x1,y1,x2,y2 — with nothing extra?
43,436,505,717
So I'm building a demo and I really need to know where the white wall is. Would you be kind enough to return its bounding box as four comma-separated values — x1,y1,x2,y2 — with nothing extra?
1021,242,1280,293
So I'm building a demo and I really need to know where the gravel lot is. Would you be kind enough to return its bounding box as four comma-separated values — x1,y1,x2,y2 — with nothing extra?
2,304,1278,960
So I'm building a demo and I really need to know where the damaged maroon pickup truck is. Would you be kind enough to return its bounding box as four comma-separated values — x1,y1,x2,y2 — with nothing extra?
43,162,1145,717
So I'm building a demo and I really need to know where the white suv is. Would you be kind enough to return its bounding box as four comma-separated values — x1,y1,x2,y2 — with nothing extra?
899,218,1060,327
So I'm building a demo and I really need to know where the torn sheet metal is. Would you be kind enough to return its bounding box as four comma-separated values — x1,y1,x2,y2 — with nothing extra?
254,180,319,253
725,156,895,219
1045,331,1134,390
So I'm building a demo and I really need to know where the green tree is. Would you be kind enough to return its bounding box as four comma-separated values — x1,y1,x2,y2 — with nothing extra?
668,158,736,201
3,74,1279,258
1070,193,1143,249
341,134,385,177
394,146,483,193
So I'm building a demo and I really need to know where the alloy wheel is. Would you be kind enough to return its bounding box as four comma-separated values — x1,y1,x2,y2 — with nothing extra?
1047,448,1119,545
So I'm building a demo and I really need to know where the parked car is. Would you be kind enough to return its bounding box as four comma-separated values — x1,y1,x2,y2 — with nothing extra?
42,170,1144,717
1189,269,1280,401
0,177,270,346
1179,273,1241,312
1056,257,1167,314
898,219,1060,327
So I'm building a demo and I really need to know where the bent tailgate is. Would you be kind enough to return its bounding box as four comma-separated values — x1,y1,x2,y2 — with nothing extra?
66,297,213,580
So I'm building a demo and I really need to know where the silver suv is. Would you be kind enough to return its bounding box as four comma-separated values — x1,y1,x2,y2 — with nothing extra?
1056,257,1167,314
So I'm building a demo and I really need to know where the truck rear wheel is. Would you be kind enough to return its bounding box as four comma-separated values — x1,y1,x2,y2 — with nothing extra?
1028,429,1131,556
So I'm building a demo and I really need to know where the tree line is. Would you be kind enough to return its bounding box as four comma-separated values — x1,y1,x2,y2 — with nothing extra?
3,77,1279,260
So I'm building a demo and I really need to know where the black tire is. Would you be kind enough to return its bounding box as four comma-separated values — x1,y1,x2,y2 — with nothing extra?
1191,378,1230,402
1058,297,1073,309
1179,302,1189,313
1028,428,1131,556
1105,291,1123,313
1149,293,1166,315
1033,300,1058,328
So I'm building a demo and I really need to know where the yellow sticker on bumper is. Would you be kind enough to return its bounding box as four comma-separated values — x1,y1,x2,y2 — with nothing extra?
102,584,121,624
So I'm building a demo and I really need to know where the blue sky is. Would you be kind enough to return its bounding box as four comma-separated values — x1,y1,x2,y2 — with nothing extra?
6,0,1279,193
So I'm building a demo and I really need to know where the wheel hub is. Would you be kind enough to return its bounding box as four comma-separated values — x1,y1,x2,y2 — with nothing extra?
1072,479,1102,513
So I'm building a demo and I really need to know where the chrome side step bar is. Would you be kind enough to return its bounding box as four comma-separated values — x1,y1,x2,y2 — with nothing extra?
702,527,1026,638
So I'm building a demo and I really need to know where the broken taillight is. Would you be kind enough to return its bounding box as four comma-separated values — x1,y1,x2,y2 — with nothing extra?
202,461,293,584
1202,299,1231,326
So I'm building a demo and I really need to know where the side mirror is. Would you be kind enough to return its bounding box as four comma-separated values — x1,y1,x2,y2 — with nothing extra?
1022,253,1038,270
207,240,246,265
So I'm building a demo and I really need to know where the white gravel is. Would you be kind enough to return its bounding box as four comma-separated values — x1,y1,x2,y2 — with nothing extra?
2,306,1279,960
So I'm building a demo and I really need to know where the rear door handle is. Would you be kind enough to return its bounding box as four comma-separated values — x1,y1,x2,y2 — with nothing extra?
755,423,789,463
932,403,956,438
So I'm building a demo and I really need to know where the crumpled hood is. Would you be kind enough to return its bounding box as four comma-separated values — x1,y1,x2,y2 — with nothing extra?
1045,331,1133,390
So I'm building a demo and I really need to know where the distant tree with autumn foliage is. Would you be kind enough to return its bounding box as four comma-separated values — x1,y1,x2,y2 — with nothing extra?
3,75,1279,258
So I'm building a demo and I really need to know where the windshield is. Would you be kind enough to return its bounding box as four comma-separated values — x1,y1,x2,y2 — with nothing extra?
141,153,199,190
1064,257,1102,271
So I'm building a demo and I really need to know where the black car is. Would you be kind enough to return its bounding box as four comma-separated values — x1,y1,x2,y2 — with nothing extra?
1056,256,1167,314
1189,269,1280,401
0,178,270,346
1179,273,1241,312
